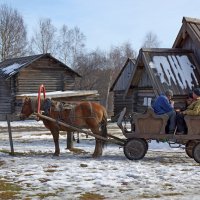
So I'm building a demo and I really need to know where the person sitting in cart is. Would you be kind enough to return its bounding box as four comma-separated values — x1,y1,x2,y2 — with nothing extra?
180,91,195,110
176,88,200,134
185,91,195,107
176,91,195,112
152,89,176,134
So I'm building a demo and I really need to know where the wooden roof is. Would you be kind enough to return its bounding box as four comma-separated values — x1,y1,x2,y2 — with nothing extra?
110,58,136,91
125,48,200,97
0,53,81,79
173,17,200,48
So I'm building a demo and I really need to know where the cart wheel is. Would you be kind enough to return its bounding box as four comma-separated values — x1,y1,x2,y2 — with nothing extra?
193,143,200,163
124,138,147,160
185,140,196,158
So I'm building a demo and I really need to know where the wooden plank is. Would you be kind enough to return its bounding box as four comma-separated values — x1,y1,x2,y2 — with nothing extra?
35,113,123,145
36,112,108,141
6,114,14,155
190,23,200,41
16,90,99,99
67,132,74,149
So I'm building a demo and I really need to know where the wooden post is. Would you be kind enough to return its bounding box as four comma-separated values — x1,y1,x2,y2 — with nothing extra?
35,112,108,141
35,112,125,146
6,114,14,155
67,132,74,149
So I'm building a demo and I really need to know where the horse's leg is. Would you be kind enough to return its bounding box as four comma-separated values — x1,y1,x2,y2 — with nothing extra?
77,132,80,143
72,132,80,143
91,128,103,158
51,129,60,156
93,139,103,158
73,132,76,141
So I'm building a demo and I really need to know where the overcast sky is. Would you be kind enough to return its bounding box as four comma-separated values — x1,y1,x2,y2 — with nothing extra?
1,0,200,53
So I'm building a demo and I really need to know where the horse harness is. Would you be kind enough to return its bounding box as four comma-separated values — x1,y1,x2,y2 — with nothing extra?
43,99,98,126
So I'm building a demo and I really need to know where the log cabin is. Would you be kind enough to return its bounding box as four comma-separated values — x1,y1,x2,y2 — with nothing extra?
110,17,200,120
0,53,82,120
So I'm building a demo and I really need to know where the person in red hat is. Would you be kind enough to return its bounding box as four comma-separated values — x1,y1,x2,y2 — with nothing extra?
176,88,200,134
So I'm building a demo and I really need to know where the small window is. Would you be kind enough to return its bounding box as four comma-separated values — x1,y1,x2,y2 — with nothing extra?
143,97,152,106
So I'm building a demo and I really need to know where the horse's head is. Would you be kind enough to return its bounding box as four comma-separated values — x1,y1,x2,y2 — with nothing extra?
20,96,34,120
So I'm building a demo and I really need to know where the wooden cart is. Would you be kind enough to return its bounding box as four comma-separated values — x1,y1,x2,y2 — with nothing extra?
117,107,200,163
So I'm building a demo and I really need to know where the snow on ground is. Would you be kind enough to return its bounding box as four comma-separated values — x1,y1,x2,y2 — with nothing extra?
0,120,200,200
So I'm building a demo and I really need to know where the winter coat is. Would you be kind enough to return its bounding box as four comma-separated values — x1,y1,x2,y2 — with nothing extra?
152,95,174,115
183,98,200,115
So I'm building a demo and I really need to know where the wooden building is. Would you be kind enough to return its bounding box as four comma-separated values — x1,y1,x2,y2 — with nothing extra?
110,48,200,120
110,16,200,120
110,58,136,120
0,53,82,120
173,17,200,64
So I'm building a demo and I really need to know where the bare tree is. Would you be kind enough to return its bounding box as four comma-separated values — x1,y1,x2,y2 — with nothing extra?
75,49,107,90
30,18,57,54
105,42,137,109
75,42,137,112
142,31,160,48
122,42,137,58
71,27,86,68
58,25,85,67
0,4,27,61
58,25,71,65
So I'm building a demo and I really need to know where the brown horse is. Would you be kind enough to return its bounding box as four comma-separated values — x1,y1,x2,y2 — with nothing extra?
20,97,108,157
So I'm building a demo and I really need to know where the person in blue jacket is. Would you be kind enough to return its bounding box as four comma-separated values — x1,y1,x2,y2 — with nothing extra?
152,89,176,134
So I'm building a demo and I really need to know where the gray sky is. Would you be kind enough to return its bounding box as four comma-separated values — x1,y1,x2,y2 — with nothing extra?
1,0,200,53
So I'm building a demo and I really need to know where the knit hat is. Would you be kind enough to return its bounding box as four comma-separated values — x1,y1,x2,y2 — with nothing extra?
193,88,200,96
165,89,173,97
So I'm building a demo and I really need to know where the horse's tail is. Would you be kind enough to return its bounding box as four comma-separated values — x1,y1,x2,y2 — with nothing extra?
100,106,108,147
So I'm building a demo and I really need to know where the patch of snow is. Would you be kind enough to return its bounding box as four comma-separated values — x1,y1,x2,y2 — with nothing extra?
0,120,200,199
149,55,198,89
17,90,99,98
0,120,44,127
1,63,25,76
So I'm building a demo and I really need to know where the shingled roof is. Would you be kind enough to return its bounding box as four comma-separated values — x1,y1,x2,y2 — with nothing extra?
125,48,200,97
0,53,81,79
173,17,200,48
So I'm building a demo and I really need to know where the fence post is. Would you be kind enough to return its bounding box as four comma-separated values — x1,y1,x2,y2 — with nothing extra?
66,132,74,149
6,114,14,155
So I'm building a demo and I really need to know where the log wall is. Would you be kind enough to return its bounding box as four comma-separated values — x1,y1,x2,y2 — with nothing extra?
0,79,12,115
0,56,77,120
16,58,75,94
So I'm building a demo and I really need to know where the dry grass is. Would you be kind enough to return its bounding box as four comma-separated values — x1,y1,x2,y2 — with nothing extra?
0,160,6,166
139,193,161,198
70,147,89,154
79,192,105,200
0,179,22,200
